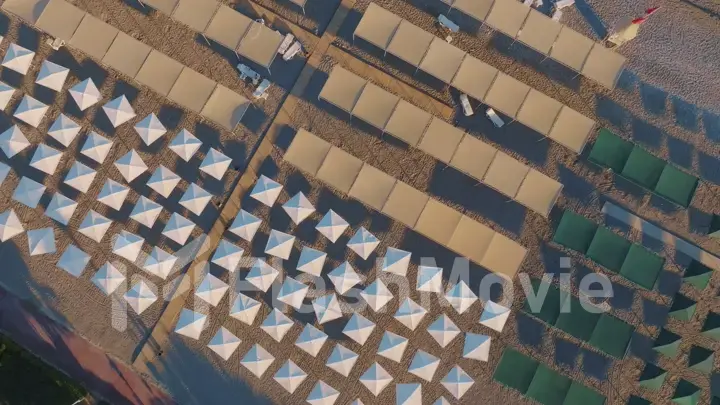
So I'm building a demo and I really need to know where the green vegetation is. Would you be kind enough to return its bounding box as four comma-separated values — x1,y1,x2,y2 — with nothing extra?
0,333,87,404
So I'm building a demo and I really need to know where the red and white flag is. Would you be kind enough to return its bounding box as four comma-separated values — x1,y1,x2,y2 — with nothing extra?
632,7,660,24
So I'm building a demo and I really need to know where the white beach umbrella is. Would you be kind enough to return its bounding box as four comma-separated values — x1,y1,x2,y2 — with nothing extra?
377,331,408,362
13,177,46,208
147,166,180,198
0,209,24,242
479,301,510,332
326,344,357,377
80,132,113,164
307,381,339,405
115,150,148,183
0,82,16,110
343,313,375,345
134,113,166,145
348,227,379,260
162,213,195,245
441,366,474,400
27,227,55,256
328,262,361,295
241,344,274,378
382,247,411,276
445,281,478,314
174,308,207,339
396,384,421,405
276,276,309,309
316,210,348,243
30,144,63,175
250,175,283,207
427,314,460,348
124,280,157,314
408,350,439,382
14,95,48,127
97,178,130,210
179,183,212,215
207,327,241,361
199,148,231,180
211,239,244,272
102,95,136,127
229,293,261,325
168,129,201,161
0,125,29,158
1,43,34,74
394,298,427,331
64,161,96,193
297,246,326,276
44,193,77,225
195,272,229,306
112,230,145,262
463,333,491,362
416,265,443,293
57,244,89,277
294,324,327,357
361,278,393,312
68,78,101,111
313,293,343,325
274,360,307,394
264,229,295,260
92,262,125,295
260,308,294,342
35,60,69,91
143,246,177,279
78,210,112,243
228,209,261,241
282,191,314,224
359,362,393,396
47,114,81,147
246,259,279,292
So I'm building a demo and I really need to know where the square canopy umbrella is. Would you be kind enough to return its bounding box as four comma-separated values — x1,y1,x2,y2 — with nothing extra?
169,129,202,161
283,129,332,176
353,3,401,50
383,100,432,147
103,95,136,128
387,21,434,67
493,349,539,394
483,72,531,118
0,209,24,242
14,95,49,128
30,144,63,175
316,147,364,194
179,183,212,216
115,150,148,183
236,22,283,71
381,180,428,228
97,178,130,211
516,10,562,54
27,228,56,256
516,89,563,136
168,67,217,113
451,55,498,102
547,106,595,154
351,82,399,130
514,169,563,217
13,177,46,209
484,0,531,38
64,161,97,193
130,196,164,228
418,38,465,84
103,32,152,78
0,125,30,158
80,131,113,164
1,43,35,75
69,13,119,60
482,151,530,198
0,81,16,110
199,148,231,180
135,50,184,97
588,128,633,171
200,84,250,130
48,114,81,147
36,60,69,92
319,66,367,114
203,5,252,50
549,26,594,71
134,113,167,146
77,210,112,243
45,192,77,225
417,118,464,164
171,0,220,32
35,0,85,41
68,78,101,111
